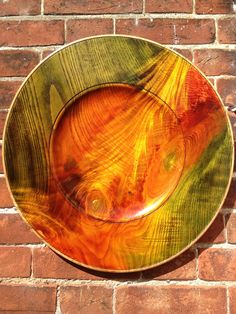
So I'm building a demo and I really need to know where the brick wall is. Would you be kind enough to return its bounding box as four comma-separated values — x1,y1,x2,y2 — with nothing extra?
0,0,236,313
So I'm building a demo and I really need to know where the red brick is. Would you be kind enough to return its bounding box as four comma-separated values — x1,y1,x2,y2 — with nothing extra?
0,50,40,77
173,48,193,61
0,80,22,109
0,111,8,139
0,0,40,16
146,0,192,13
223,178,236,208
142,249,196,280
229,287,236,314
45,0,142,14
198,213,225,244
33,247,103,280
196,0,234,14
0,20,64,47
116,19,215,44
194,49,236,76
0,247,31,277
234,143,236,172
234,142,236,172
60,285,113,314
227,113,236,143
0,177,14,208
67,19,113,43
226,213,236,244
0,145,2,173
0,284,56,312
218,18,236,44
206,78,215,87
116,285,227,314
42,48,57,59
217,78,236,106
0,214,41,244
198,248,236,280
32,247,139,280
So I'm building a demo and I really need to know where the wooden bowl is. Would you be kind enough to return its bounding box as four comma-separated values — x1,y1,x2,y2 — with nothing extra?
3,35,234,272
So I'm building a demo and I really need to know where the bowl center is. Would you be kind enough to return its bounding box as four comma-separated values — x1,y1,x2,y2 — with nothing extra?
50,83,185,222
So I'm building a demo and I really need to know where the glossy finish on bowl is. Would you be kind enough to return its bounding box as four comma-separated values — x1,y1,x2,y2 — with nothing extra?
3,36,233,272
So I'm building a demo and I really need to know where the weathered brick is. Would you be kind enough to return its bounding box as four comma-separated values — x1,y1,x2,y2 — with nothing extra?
60,285,113,314
234,142,236,172
116,285,227,313
0,214,41,244
198,248,236,280
45,0,142,14
0,145,3,173
218,18,236,44
226,213,236,244
0,177,14,208
0,111,8,139
173,48,193,61
223,178,236,208
142,249,196,280
212,79,218,87
146,0,192,13
0,20,64,47
0,0,40,16
229,115,236,138
0,284,56,312
32,247,139,280
196,0,234,14
67,19,113,43
0,50,40,77
42,48,57,59
0,247,31,277
33,247,103,280
229,287,236,314
194,49,236,76
198,213,225,244
116,19,215,44
234,143,236,172
0,80,22,109
217,78,236,106
207,77,215,86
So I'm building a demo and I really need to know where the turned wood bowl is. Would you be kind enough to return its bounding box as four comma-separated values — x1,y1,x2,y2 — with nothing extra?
3,35,234,272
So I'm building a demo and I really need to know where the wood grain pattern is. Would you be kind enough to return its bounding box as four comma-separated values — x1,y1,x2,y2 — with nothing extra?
3,36,233,272
50,84,185,222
